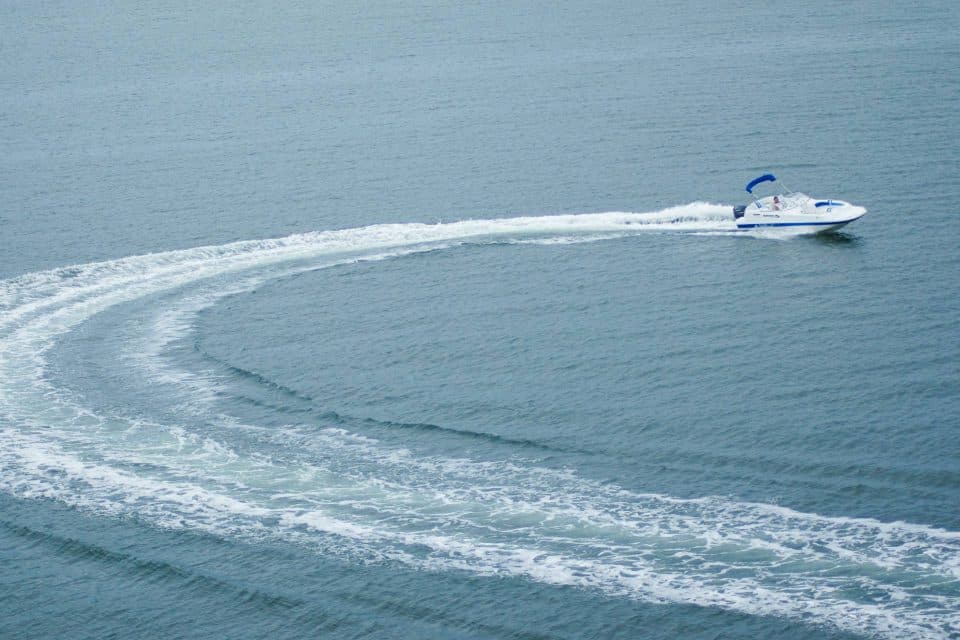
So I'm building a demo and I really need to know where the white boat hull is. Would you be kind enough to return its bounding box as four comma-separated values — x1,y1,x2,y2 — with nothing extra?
734,196,866,233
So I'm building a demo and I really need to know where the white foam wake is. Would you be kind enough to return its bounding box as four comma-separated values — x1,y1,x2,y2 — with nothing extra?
1,206,957,640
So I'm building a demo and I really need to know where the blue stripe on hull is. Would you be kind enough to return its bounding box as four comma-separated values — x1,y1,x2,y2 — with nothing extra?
737,218,860,229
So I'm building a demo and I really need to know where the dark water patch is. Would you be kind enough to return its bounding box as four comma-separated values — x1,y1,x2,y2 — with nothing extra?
195,341,317,403
0,518,306,613
358,414,571,453
337,590,558,640
196,344,574,454
804,231,863,246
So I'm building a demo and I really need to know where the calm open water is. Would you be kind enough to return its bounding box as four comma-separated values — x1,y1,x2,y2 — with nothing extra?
2,2,959,638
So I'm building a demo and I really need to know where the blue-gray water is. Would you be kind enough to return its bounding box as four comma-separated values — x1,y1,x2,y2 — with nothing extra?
2,2,959,638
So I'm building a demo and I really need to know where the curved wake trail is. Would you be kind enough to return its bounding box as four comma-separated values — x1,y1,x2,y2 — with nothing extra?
1,207,957,639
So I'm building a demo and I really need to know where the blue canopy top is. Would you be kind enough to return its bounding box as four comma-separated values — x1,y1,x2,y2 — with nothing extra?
746,173,776,194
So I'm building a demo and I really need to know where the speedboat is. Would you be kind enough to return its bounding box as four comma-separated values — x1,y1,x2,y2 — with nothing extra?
732,173,866,233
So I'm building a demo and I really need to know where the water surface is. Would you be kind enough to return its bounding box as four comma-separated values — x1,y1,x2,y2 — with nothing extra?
2,1,958,638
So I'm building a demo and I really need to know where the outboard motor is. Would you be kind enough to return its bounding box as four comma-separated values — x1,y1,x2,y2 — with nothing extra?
733,204,746,220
